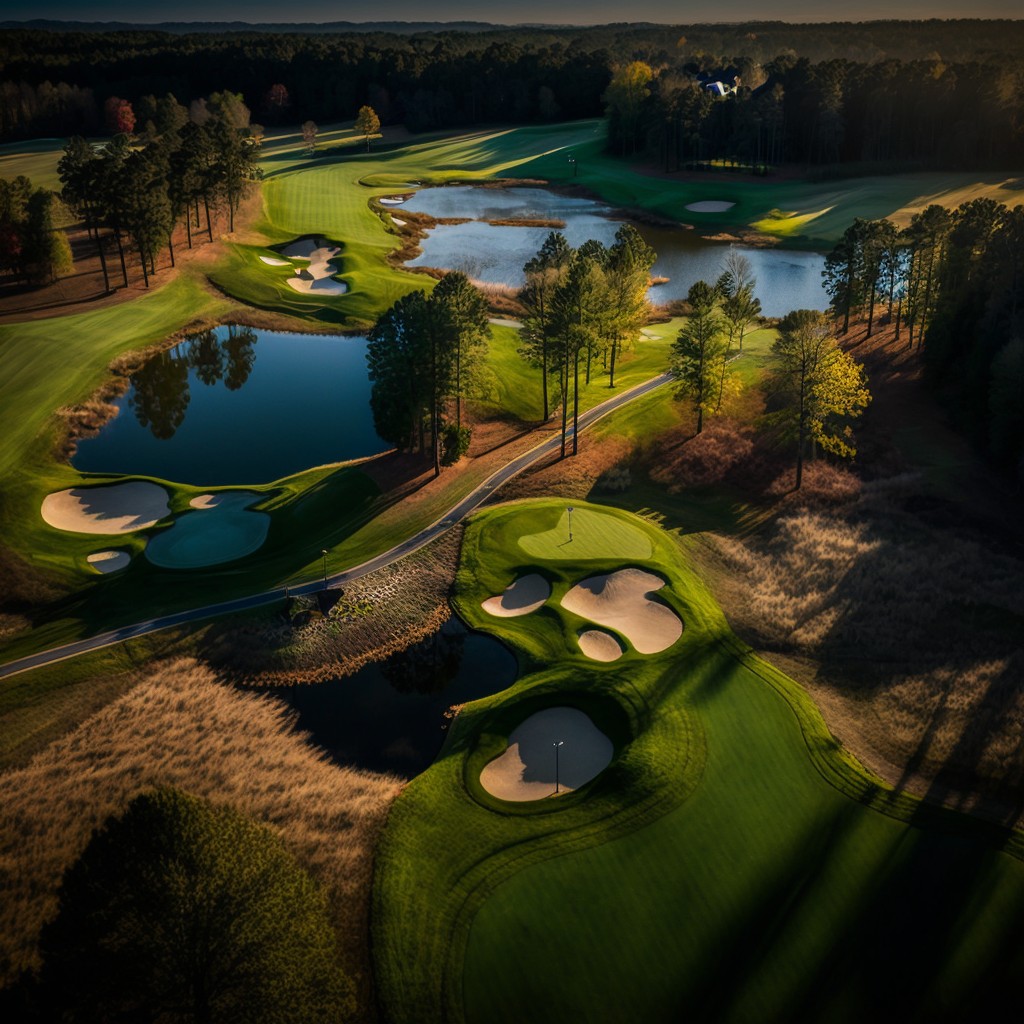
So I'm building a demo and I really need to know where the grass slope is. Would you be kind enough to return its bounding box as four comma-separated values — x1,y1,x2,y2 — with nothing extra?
373,499,1024,1024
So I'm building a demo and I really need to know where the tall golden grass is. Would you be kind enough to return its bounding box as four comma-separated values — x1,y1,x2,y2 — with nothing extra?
710,471,1024,821
0,659,402,1018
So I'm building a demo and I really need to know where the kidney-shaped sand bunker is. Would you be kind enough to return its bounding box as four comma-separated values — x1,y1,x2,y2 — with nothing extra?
481,573,551,617
479,706,613,802
561,568,682,654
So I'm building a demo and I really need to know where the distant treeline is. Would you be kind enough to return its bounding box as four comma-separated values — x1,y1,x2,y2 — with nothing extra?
606,54,1024,171
2,19,1024,163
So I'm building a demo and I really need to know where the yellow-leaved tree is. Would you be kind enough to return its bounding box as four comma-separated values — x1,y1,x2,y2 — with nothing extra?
769,309,871,488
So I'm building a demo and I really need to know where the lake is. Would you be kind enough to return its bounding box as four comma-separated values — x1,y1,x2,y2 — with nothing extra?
402,185,827,318
73,325,389,486
265,618,518,777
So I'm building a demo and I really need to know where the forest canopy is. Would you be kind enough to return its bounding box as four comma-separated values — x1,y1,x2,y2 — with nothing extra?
2,20,1024,170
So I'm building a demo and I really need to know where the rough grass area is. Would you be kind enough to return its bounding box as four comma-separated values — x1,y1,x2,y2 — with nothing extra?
0,658,401,1016
372,499,1024,1024
706,471,1024,824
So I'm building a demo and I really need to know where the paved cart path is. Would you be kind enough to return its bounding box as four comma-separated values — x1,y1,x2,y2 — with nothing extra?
0,374,671,680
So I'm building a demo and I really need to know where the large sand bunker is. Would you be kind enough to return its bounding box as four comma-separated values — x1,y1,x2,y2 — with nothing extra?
578,629,623,662
482,573,551,617
379,195,409,206
561,568,682,655
281,239,347,295
479,706,613,802
41,482,170,535
685,200,735,212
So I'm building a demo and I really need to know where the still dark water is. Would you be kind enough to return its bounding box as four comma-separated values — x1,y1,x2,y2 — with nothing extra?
266,619,518,777
72,325,389,486
403,185,827,318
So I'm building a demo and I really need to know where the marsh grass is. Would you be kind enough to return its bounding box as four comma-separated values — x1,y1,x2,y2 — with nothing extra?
202,527,462,686
0,659,402,1013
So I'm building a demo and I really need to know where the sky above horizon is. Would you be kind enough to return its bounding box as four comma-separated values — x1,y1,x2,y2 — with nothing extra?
1,0,1021,24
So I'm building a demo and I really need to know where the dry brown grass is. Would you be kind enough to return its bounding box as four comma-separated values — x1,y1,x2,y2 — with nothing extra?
500,435,635,502
649,419,758,492
706,471,1024,823
0,659,402,1018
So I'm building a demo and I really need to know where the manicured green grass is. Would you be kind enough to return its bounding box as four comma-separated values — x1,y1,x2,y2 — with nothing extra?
518,505,652,561
470,324,542,423
0,136,77,192
373,500,1024,1024
507,130,1024,248
0,277,229,483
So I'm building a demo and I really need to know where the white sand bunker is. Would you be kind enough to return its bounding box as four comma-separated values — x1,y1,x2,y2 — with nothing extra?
578,629,623,662
480,706,613,802
282,239,347,295
282,238,325,259
42,482,170,535
481,573,551,617
685,200,735,212
259,255,290,266
379,195,408,206
392,217,406,226
189,491,258,510
86,549,131,573
561,568,682,655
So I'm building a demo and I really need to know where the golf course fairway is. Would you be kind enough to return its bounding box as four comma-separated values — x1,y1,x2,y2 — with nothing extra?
372,499,1024,1024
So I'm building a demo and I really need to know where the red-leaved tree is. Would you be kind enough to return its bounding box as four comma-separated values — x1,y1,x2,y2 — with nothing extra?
264,83,290,122
104,97,136,136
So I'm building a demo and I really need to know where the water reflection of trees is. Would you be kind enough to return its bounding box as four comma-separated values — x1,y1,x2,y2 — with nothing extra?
380,625,466,696
129,326,259,439
129,350,190,440
186,329,223,386
224,326,257,391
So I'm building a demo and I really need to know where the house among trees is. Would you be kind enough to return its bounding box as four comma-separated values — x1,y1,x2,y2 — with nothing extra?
697,70,740,97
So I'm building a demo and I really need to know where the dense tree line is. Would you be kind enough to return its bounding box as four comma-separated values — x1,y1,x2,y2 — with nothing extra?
670,253,760,436
3,20,1023,151
0,175,73,284
517,226,655,455
822,201,1024,481
7,90,261,291
366,272,489,476
607,53,1024,171
669,254,870,488
367,225,655,474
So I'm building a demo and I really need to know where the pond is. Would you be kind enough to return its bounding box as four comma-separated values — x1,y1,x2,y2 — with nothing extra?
265,618,518,777
402,185,827,318
73,325,389,486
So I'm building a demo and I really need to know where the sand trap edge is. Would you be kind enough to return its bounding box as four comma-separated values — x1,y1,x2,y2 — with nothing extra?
41,482,171,535
86,549,132,573
481,572,551,618
478,705,614,803
578,629,623,662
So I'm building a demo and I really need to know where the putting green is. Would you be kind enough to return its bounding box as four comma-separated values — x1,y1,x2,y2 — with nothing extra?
518,507,652,561
374,499,1024,1024
145,492,270,569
